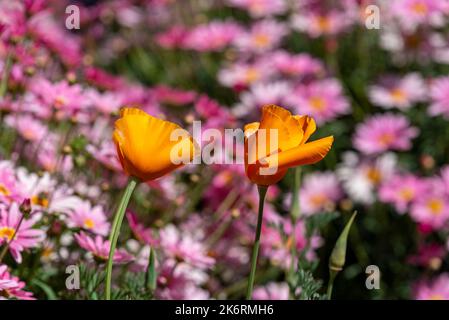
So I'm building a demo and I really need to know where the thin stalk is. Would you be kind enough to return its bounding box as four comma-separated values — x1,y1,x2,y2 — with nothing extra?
246,185,268,300
327,269,338,300
104,177,138,300
288,168,301,294
0,52,12,98
0,212,25,263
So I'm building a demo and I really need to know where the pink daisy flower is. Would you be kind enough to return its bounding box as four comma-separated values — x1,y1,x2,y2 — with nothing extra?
291,10,351,38
184,21,242,52
0,161,21,204
155,25,189,49
414,273,449,300
253,282,289,300
159,224,215,269
353,113,419,155
234,19,288,53
391,0,446,30
428,76,449,118
369,73,427,110
66,201,110,236
0,203,46,263
126,211,158,246
85,89,123,115
268,50,324,78
410,191,449,230
218,62,274,90
0,265,34,300
5,114,47,142
379,174,427,213
226,0,287,18
408,243,446,268
287,78,350,124
151,85,197,106
299,172,343,215
75,232,132,263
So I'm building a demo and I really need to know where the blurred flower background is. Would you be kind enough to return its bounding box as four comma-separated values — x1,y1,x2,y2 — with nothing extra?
1,0,449,300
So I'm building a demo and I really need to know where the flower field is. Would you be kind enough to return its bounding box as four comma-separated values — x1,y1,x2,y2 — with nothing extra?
1,0,449,300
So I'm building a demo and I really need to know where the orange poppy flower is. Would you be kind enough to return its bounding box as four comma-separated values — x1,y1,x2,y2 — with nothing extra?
113,108,196,181
244,104,334,186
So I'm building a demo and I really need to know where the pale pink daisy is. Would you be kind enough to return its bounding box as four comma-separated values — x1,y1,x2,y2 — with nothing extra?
0,161,21,204
253,282,289,300
287,79,350,124
441,166,449,196
5,114,47,142
0,265,34,300
291,10,351,38
234,19,288,53
0,202,46,263
299,172,343,215
155,25,189,49
379,174,427,214
159,224,215,269
337,152,397,204
151,85,197,106
75,232,132,263
218,62,274,90
428,76,449,118
66,201,110,236
268,50,324,78
391,0,447,30
353,114,419,155
226,0,287,18
414,273,449,300
184,21,242,52
234,81,292,117
85,88,123,115
369,73,427,110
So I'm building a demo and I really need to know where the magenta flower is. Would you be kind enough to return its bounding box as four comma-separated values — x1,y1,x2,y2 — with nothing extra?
0,203,45,263
299,172,343,215
155,25,189,49
75,232,132,263
0,265,34,300
152,85,197,106
391,0,446,30
268,50,324,78
126,211,158,246
0,161,21,205
291,10,351,38
287,79,350,124
379,174,427,213
253,282,289,300
353,114,419,155
218,62,273,90
414,273,449,300
428,76,449,118
369,73,427,110
66,201,110,236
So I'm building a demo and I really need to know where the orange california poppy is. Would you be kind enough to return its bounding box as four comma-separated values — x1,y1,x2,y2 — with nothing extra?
244,104,334,186
113,107,196,181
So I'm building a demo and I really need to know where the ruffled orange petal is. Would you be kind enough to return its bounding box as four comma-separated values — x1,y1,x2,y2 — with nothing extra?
264,136,334,171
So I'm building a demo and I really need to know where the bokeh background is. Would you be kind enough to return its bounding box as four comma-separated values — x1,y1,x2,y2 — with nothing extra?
1,0,449,300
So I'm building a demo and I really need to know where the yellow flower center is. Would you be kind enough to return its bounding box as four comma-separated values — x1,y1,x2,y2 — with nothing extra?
366,168,382,185
244,68,260,84
390,88,406,103
84,218,95,229
0,226,15,241
427,199,443,216
54,95,67,109
31,194,49,208
378,133,394,146
411,2,428,15
0,184,11,196
253,33,270,48
309,97,326,111
310,194,326,207
316,16,331,32
429,293,444,300
399,187,414,201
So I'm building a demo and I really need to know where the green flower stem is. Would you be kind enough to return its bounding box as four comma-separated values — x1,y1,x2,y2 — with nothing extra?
288,168,301,296
246,185,268,300
327,269,338,300
0,52,12,98
105,177,138,300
